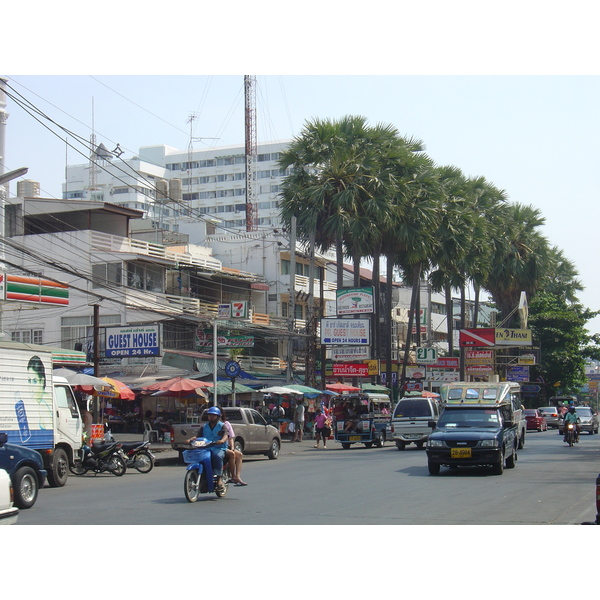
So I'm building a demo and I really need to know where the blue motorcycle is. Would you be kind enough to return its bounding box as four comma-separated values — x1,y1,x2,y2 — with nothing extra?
181,434,230,502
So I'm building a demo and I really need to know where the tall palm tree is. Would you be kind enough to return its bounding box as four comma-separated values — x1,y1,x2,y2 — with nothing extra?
483,203,552,326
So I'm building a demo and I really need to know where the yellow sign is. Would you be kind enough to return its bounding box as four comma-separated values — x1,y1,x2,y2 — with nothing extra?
364,360,380,376
495,328,532,346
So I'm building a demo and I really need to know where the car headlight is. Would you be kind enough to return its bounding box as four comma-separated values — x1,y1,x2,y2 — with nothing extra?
480,439,499,448
427,439,444,448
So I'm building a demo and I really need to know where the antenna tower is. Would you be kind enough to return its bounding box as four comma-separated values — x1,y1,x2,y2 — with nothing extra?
88,98,97,194
244,75,258,232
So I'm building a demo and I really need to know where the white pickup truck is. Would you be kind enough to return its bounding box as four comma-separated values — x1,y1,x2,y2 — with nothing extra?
0,468,19,525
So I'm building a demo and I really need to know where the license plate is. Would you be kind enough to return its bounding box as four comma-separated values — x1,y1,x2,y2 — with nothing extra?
349,435,361,441
451,447,472,459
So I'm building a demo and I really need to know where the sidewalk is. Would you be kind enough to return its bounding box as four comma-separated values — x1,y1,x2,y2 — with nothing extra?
111,433,332,466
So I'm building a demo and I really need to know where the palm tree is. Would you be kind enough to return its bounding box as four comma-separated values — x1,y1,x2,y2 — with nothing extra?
483,203,552,327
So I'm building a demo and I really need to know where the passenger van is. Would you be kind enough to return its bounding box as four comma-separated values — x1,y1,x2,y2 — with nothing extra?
390,394,441,450
331,393,391,449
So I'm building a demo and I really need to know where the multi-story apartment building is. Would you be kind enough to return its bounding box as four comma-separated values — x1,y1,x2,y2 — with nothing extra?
63,141,291,234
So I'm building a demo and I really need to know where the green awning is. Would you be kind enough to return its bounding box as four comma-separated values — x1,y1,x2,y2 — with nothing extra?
208,381,256,395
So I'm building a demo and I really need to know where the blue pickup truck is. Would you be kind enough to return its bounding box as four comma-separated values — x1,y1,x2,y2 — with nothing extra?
0,432,47,508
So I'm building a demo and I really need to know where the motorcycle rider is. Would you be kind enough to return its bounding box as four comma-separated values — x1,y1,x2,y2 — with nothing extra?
187,406,229,492
563,405,581,442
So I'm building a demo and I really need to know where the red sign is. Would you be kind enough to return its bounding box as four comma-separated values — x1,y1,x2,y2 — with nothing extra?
459,328,495,347
332,363,369,377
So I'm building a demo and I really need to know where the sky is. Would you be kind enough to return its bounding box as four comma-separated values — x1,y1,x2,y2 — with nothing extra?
3,0,599,583
3,73,600,333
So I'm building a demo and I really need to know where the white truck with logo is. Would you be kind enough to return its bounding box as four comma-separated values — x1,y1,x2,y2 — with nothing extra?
0,341,83,487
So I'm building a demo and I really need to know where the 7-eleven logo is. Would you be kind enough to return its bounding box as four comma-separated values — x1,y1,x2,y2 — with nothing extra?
459,328,495,347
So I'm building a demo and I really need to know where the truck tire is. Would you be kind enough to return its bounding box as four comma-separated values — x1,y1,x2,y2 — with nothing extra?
267,438,280,460
505,446,516,468
47,447,69,487
234,439,244,454
13,466,39,509
517,429,525,449
428,461,440,475
492,450,505,475
396,441,406,451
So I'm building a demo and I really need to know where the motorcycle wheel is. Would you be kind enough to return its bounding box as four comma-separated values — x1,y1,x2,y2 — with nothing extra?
184,469,200,502
69,462,88,476
134,451,154,474
215,476,229,498
108,455,127,476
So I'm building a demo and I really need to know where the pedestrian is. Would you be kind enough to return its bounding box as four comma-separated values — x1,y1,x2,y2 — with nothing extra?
293,399,305,442
219,407,247,486
313,408,329,448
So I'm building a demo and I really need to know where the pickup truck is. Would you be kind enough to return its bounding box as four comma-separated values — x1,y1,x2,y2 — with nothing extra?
170,407,282,460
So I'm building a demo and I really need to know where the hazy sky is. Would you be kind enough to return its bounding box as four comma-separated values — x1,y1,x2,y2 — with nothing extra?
4,74,600,332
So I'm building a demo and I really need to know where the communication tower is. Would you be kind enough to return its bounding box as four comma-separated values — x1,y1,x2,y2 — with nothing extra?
244,75,258,232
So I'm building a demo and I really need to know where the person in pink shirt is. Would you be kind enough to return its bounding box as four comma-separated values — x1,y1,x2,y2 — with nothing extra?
313,408,329,449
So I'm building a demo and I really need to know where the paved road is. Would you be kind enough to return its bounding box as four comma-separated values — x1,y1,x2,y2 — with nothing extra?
14,429,600,525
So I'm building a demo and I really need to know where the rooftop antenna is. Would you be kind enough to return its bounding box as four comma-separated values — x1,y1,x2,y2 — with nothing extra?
244,75,258,232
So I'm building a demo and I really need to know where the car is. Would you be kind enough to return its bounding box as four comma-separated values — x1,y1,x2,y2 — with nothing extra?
0,468,18,525
537,406,560,428
558,406,599,435
523,409,548,431
0,432,47,509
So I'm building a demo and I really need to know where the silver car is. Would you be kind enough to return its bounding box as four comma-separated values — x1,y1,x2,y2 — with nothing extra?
537,406,560,429
573,406,599,435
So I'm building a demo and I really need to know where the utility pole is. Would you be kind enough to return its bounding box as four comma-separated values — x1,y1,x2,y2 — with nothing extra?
286,216,296,381
244,75,258,232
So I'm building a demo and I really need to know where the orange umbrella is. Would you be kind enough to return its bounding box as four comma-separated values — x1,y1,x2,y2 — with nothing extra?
81,377,135,400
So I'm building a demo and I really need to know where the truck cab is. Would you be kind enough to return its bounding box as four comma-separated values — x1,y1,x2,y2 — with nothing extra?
331,394,391,449
426,382,521,476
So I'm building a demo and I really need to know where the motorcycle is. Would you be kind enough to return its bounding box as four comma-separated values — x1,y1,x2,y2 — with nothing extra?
565,422,579,447
181,430,231,502
70,440,127,476
119,440,155,473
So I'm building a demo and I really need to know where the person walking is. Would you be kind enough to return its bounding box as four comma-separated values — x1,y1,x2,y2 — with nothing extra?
293,400,305,442
313,408,329,448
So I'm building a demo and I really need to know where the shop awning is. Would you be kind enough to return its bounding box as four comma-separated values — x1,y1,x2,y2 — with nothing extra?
162,349,227,373
208,381,256,395
0,341,86,366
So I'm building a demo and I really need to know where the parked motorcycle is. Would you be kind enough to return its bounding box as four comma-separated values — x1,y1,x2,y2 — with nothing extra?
70,440,127,476
181,430,231,502
119,440,155,473
565,422,579,447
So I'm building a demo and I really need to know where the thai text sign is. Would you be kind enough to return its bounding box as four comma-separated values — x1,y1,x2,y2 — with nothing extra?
105,325,160,357
332,363,370,377
336,287,374,315
321,318,370,345
331,346,371,360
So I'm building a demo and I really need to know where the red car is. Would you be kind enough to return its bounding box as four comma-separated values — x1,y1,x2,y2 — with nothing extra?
524,409,548,431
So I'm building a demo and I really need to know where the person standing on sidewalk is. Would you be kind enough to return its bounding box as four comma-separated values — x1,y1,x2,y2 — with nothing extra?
313,408,329,448
293,400,305,442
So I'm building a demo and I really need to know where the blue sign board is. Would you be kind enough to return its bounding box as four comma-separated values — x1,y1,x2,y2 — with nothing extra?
507,366,529,383
105,325,160,357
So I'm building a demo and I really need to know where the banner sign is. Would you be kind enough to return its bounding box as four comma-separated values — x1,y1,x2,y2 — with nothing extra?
336,287,374,315
507,365,530,382
105,325,160,357
466,350,494,363
331,346,371,360
2,273,69,306
460,328,495,347
218,301,249,319
495,329,532,346
321,318,370,345
195,329,254,349
332,363,370,377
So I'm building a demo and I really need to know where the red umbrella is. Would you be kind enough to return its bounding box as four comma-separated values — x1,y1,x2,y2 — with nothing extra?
326,383,361,393
143,377,213,395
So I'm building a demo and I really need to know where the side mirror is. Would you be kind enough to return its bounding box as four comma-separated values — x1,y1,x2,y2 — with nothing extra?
428,420,437,429
0,432,7,446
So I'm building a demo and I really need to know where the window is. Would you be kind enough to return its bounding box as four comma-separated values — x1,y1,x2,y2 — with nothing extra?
11,329,43,344
199,160,216,168
258,153,271,162
182,193,199,201
127,262,164,292
92,262,122,288
61,314,120,350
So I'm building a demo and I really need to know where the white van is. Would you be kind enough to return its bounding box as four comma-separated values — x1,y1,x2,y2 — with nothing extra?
390,395,441,450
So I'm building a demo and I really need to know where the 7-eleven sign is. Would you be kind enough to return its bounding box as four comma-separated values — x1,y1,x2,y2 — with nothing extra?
459,328,495,347
231,301,248,318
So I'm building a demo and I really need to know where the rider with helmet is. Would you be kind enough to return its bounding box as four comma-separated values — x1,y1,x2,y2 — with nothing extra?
187,406,229,491
563,405,581,442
